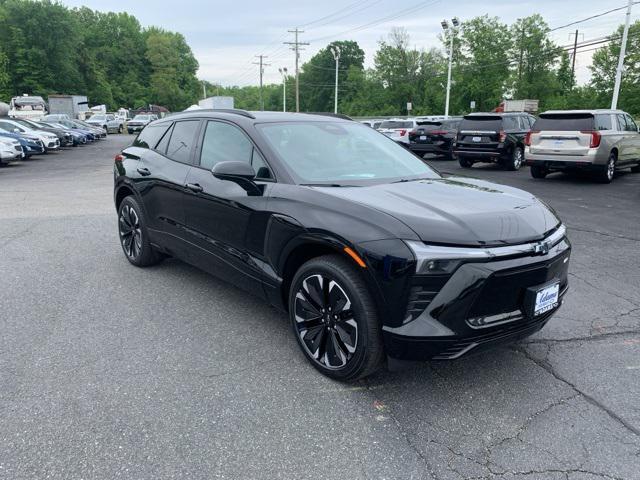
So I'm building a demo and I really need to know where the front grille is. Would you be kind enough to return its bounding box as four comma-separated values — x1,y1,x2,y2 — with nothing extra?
14,145,21,152
467,252,569,319
432,309,555,360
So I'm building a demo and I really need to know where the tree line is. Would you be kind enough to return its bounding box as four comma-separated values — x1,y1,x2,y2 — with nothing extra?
0,1,637,117
0,0,200,111
209,15,640,117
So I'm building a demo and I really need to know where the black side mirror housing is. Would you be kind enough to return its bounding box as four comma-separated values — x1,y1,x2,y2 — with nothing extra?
212,161,262,196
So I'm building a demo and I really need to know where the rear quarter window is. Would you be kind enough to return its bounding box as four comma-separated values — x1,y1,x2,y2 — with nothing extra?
595,114,613,131
533,114,595,131
133,123,172,149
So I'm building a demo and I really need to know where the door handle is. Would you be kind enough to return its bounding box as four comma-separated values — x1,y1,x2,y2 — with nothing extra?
137,167,151,176
186,183,203,193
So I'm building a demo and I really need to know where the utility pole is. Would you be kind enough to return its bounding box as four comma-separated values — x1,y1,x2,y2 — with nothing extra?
253,55,270,111
518,23,525,82
278,67,288,112
612,0,633,110
284,28,309,112
330,46,341,114
569,30,584,85
202,81,207,100
441,18,459,119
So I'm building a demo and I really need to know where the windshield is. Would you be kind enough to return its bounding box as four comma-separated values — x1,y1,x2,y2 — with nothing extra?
90,115,106,121
133,115,150,121
257,121,439,185
380,120,413,129
11,119,37,129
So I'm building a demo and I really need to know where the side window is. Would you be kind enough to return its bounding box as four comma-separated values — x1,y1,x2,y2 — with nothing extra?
200,121,253,170
252,149,273,180
595,114,612,131
624,115,638,132
155,123,174,154
502,117,518,131
616,114,628,131
166,120,200,164
133,123,171,149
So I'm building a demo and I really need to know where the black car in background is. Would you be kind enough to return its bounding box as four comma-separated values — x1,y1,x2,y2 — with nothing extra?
114,110,570,380
454,112,535,170
408,118,461,159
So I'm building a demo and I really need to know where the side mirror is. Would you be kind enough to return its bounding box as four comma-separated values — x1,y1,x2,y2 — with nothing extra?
212,161,262,196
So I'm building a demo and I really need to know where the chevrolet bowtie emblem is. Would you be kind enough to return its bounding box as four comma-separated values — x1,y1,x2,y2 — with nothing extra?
533,241,550,255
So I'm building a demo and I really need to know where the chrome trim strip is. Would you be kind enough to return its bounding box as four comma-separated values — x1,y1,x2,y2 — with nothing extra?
407,225,567,272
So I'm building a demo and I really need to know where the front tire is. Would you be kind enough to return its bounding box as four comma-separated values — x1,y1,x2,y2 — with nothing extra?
630,163,640,173
458,157,473,168
289,254,384,381
118,196,163,267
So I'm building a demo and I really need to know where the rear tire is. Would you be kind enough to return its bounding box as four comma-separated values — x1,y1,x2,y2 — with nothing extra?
595,152,616,184
458,157,473,168
530,166,548,179
506,147,524,171
118,196,163,267
288,254,384,381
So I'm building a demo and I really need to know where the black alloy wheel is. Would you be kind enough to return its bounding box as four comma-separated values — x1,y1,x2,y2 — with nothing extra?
530,165,548,179
596,152,616,184
289,255,383,381
459,157,473,168
118,196,163,267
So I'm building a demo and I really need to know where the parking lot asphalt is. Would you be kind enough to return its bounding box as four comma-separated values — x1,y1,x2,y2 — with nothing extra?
1,137,639,480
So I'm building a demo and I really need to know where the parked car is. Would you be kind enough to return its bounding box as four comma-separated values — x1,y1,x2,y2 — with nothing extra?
454,112,535,170
0,129,46,156
42,120,95,144
360,119,384,130
40,121,88,146
72,119,107,138
378,118,418,144
0,137,24,165
113,110,570,380
11,118,74,147
0,118,60,151
525,109,640,183
408,117,462,159
127,114,154,134
86,113,125,134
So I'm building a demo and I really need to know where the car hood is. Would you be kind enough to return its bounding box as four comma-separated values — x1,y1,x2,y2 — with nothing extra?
312,177,560,247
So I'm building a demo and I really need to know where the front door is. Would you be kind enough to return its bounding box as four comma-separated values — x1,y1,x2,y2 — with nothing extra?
182,120,274,295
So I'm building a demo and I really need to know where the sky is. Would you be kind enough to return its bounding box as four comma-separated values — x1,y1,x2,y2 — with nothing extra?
61,0,638,87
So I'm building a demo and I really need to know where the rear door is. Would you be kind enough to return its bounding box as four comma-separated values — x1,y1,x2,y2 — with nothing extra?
137,120,199,253
529,113,595,156
617,114,640,165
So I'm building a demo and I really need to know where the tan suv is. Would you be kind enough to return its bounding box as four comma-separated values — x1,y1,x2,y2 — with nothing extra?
524,109,640,183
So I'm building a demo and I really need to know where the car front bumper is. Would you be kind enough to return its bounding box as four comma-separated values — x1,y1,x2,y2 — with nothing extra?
383,235,571,361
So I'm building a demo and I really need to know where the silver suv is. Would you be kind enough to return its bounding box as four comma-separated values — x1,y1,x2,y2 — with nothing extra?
524,109,640,183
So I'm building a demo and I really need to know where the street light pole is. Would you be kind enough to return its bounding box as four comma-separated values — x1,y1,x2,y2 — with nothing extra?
612,0,633,110
442,17,459,119
330,46,341,114
279,67,288,112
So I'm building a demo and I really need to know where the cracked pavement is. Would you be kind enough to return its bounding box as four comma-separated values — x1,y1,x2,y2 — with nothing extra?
0,138,638,479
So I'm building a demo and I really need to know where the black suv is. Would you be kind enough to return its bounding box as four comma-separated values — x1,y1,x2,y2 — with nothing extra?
114,110,570,380
408,118,461,159
454,112,535,170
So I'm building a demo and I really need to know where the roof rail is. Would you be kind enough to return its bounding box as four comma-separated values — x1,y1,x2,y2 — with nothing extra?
307,112,353,121
194,108,256,119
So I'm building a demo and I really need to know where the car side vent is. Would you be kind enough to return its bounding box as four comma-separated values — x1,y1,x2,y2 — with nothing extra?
404,286,438,324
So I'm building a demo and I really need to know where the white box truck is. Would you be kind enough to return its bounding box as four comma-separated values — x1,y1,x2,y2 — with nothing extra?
198,96,234,110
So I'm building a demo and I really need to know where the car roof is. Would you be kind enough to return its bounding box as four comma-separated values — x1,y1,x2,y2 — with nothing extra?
153,110,354,125
464,112,527,118
541,109,626,115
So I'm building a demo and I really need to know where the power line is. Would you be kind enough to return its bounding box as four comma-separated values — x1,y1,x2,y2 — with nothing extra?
549,2,639,32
